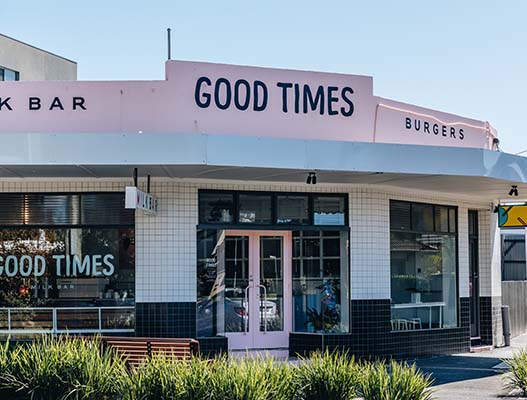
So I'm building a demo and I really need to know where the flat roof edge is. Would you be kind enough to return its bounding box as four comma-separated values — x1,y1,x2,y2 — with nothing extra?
0,33,77,65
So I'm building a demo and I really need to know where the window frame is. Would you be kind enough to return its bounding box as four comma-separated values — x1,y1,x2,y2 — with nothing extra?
501,228,527,281
0,66,20,81
389,199,460,330
198,189,349,230
0,192,134,229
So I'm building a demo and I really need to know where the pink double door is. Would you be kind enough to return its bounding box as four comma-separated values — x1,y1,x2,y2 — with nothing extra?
223,230,292,350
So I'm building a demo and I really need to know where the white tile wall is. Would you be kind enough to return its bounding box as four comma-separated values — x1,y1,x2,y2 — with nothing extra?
0,179,500,305
349,189,390,299
458,207,469,298
348,186,491,300
478,211,502,297
135,182,198,302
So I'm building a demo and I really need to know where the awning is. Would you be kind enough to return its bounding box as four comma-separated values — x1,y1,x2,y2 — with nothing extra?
0,132,525,201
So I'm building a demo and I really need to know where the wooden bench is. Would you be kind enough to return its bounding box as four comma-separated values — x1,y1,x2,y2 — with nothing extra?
101,336,200,367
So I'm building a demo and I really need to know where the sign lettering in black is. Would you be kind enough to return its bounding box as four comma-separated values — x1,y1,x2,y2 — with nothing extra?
194,76,354,117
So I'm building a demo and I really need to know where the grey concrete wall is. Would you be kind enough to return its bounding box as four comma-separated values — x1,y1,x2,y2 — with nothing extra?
0,34,76,81
502,281,527,338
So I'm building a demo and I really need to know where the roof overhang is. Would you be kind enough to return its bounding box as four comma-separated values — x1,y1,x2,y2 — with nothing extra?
0,132,525,201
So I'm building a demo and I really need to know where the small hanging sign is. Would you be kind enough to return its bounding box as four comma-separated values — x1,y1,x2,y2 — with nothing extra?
125,186,158,214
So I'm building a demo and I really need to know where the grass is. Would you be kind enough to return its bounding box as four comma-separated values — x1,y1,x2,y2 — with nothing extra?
359,360,434,400
0,336,435,400
504,348,527,395
1,335,127,400
295,350,362,400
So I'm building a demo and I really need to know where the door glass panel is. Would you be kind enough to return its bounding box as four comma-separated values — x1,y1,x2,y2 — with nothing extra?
260,236,283,332
224,236,249,332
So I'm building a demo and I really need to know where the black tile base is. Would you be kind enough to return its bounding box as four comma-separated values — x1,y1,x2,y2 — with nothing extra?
480,296,503,346
290,298,471,359
135,302,196,338
198,336,228,357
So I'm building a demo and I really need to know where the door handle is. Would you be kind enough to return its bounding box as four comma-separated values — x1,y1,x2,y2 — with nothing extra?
258,284,268,333
243,285,250,334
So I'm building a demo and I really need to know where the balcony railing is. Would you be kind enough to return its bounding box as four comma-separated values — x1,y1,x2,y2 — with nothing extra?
0,306,135,335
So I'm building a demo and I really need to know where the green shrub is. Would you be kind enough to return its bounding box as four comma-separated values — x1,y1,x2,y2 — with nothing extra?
294,350,361,400
360,359,434,400
208,355,296,400
504,349,527,395
126,353,294,400
0,336,438,400
2,335,127,400
125,354,213,400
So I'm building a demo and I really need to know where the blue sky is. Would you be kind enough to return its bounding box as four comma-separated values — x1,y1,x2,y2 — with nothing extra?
2,1,526,153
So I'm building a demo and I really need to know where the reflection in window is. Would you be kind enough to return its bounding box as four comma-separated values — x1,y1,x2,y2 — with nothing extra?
502,234,526,281
199,193,234,224
292,231,349,333
197,230,222,337
197,231,252,336
277,195,309,225
1,67,19,81
314,196,345,225
238,194,272,224
390,201,457,331
0,227,135,332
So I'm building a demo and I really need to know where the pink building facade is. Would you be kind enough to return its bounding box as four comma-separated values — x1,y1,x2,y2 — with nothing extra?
0,60,522,357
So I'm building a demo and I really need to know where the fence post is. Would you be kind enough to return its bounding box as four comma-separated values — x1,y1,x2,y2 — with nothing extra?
52,308,57,334
502,305,511,347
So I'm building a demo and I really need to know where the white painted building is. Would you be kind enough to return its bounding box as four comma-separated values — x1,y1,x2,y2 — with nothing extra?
0,33,76,81
0,59,524,357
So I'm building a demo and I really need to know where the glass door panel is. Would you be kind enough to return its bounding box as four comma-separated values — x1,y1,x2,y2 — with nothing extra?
260,236,283,332
224,236,249,333
224,230,292,350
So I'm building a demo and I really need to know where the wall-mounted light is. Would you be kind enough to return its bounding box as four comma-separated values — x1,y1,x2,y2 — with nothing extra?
509,185,519,197
306,172,317,185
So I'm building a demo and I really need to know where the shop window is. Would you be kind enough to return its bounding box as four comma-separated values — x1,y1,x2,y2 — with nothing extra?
292,230,349,333
411,203,434,232
0,193,135,334
449,208,457,232
199,192,234,224
0,193,132,226
313,196,346,225
238,194,272,224
197,230,221,337
0,227,135,332
390,201,411,231
81,193,133,225
277,195,309,225
435,207,450,233
198,190,348,227
390,201,458,331
502,234,527,281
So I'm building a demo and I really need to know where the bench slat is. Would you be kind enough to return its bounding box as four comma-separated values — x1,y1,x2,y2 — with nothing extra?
100,336,200,367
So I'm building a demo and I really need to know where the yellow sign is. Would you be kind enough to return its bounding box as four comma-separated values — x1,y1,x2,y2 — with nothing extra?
499,205,527,227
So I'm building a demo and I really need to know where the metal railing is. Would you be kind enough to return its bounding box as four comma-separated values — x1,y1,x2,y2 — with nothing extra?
0,306,135,335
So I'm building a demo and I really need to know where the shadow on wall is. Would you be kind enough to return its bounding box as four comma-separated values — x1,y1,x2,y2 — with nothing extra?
502,281,527,338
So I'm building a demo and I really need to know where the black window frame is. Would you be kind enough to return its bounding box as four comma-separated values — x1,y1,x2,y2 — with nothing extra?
389,199,460,329
501,232,527,281
198,189,349,231
0,66,20,81
0,192,134,229
390,200,458,235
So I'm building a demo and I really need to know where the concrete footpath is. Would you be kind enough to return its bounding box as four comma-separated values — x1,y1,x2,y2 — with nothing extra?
414,334,527,399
